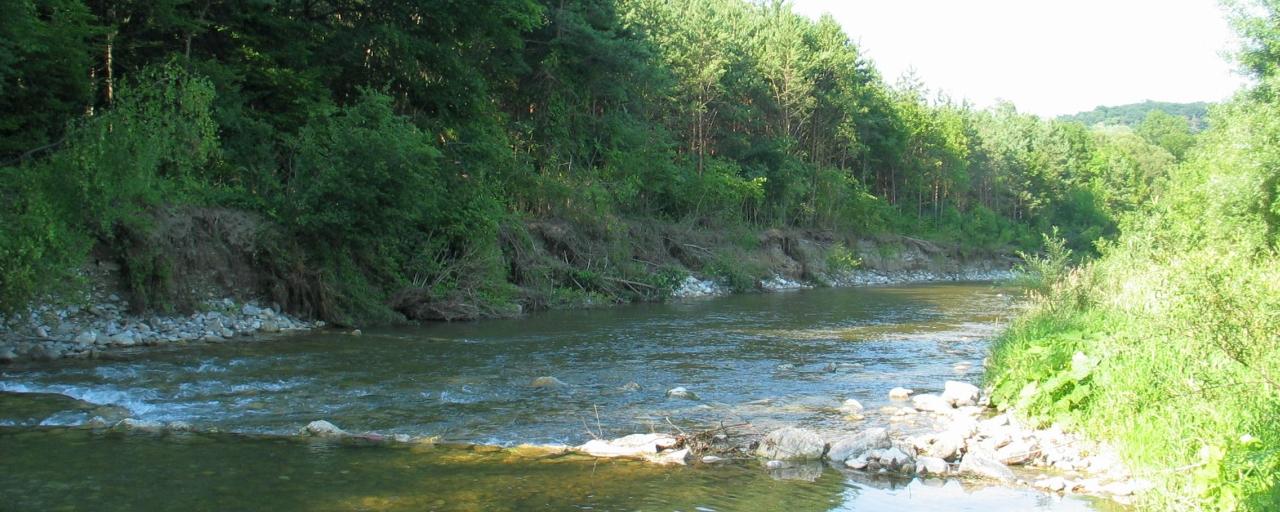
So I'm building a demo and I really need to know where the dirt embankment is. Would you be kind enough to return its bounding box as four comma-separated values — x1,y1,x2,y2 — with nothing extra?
0,212,1017,364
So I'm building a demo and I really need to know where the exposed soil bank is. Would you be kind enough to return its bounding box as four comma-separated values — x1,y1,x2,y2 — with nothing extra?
0,219,1017,364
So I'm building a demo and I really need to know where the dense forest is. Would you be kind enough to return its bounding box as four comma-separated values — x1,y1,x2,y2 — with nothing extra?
1059,100,1211,132
0,0,1186,323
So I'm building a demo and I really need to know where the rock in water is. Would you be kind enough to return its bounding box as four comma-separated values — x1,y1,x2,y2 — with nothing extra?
619,382,642,392
888,387,914,400
302,420,347,437
530,376,567,388
665,387,698,400
839,398,864,413
576,433,687,465
827,428,891,462
756,427,827,460
917,456,949,475
73,331,98,345
0,347,16,364
942,381,981,407
959,446,1016,482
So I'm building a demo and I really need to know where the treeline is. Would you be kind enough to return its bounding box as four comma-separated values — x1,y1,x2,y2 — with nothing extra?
1,0,1181,320
1060,100,1210,132
988,2,1280,510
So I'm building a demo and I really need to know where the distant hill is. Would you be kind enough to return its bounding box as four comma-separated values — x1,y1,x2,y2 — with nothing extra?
1060,101,1211,132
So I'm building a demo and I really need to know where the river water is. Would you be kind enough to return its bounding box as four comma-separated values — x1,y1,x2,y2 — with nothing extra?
0,283,1122,511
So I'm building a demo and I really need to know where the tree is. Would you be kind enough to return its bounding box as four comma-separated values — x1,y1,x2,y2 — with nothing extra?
1136,109,1195,161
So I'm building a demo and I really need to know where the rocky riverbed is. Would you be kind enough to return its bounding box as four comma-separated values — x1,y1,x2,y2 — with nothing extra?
568,375,1150,506
671,266,1017,298
0,295,320,364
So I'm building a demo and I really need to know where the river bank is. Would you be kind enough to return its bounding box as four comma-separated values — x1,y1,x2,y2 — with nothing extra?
0,224,1015,364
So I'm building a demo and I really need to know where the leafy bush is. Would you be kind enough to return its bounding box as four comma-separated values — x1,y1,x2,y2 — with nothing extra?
0,167,87,311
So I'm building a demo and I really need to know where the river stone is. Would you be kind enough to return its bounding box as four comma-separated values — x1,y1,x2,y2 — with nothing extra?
576,433,685,465
996,439,1036,465
530,376,567,388
925,431,966,461
917,456,949,475
73,331,98,345
241,304,261,316
166,421,195,432
756,427,827,460
303,420,347,437
911,393,952,413
888,387,914,400
839,398,864,413
1035,476,1067,492
958,446,1016,482
260,320,281,333
29,343,63,361
115,418,165,432
875,446,913,470
827,427,891,462
110,332,136,346
620,382,642,392
665,387,698,400
0,347,15,363
942,381,981,407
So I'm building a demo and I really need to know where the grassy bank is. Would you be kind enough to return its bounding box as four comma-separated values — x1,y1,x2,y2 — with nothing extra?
986,97,1280,511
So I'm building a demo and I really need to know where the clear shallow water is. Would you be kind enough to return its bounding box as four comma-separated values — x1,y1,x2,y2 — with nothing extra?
1,428,1115,512
0,283,1122,511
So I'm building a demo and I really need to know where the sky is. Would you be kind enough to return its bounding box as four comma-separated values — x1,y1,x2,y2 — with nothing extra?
790,0,1250,117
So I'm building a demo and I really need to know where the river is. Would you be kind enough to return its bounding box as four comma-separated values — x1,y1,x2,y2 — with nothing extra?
0,283,1122,511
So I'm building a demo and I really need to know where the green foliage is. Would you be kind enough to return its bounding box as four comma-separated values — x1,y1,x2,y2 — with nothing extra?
1137,110,1197,161
1059,100,1210,132
286,92,443,248
0,0,97,161
989,93,1280,511
0,166,87,311
824,242,862,274
0,0,1178,320
47,64,219,237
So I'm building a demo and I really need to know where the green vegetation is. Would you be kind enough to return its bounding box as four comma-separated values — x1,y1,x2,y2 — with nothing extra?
1,1,1277,509
1060,100,1211,132
987,3,1280,509
1,0,1177,320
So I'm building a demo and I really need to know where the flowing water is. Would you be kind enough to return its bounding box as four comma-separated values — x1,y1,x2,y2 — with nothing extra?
0,283,1123,511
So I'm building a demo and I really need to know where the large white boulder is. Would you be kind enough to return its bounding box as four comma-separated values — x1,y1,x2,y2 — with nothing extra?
756,427,827,461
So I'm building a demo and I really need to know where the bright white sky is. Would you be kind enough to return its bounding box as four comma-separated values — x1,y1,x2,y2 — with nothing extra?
790,0,1250,117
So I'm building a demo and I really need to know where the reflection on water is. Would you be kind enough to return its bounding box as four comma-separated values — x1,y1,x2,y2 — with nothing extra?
0,429,1117,512
0,283,1122,511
